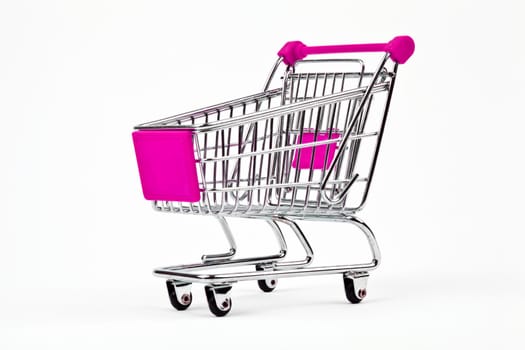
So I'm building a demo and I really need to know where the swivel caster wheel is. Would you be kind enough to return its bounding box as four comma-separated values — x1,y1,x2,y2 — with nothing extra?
166,280,193,311
256,265,277,293
204,285,233,317
343,272,369,304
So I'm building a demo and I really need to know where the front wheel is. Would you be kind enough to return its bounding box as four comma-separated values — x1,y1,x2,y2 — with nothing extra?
204,285,233,317
166,280,193,310
343,273,369,304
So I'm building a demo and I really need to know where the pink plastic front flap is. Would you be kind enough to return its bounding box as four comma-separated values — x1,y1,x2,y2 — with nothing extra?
292,132,340,170
132,130,200,202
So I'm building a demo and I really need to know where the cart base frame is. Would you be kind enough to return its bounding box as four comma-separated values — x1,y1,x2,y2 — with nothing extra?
154,214,380,316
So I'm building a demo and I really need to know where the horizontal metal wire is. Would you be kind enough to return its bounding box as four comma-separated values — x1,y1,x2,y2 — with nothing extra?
135,88,282,129
135,83,389,132
202,178,368,193
199,132,378,163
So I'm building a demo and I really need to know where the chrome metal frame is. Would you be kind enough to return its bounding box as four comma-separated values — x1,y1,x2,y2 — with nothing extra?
154,214,380,284
138,55,397,217
135,53,402,312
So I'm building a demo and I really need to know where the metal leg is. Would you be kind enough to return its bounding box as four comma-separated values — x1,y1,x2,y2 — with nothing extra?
266,218,288,258
155,217,288,275
272,216,314,269
253,218,288,292
343,214,381,267
201,216,237,263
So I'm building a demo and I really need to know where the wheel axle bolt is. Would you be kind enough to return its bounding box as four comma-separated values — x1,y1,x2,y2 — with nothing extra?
270,280,276,286
181,294,190,304
358,289,367,299
222,300,230,309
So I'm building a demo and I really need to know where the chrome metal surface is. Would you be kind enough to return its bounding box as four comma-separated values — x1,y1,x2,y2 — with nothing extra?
262,57,284,92
153,214,380,284
156,216,288,276
272,216,313,269
201,216,237,263
137,55,397,216
319,54,390,205
135,49,406,310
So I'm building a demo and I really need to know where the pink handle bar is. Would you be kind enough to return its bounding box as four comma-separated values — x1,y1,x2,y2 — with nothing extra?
277,35,415,66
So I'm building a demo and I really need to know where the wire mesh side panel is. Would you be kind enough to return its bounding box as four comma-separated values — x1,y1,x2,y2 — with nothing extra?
276,60,367,212
194,94,284,215
152,59,396,217
278,59,394,213
149,90,284,215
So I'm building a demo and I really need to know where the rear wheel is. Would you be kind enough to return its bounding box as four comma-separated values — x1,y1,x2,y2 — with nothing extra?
343,273,369,304
256,265,277,292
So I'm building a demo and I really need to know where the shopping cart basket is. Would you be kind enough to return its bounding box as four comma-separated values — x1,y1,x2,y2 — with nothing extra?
132,36,414,316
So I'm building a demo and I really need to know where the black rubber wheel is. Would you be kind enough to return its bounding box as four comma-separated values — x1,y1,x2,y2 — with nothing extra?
256,265,277,293
166,280,192,311
343,276,366,304
204,285,232,317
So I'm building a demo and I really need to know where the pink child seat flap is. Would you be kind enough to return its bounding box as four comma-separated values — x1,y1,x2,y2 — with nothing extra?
132,130,200,202
292,131,341,169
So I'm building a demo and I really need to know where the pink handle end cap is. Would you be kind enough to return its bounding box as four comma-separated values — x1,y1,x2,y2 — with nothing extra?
386,36,415,64
277,41,307,66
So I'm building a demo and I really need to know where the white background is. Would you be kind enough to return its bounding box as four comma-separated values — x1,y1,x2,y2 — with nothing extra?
1,0,524,348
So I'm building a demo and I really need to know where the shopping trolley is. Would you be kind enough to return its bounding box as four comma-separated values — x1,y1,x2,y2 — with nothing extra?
132,36,414,316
